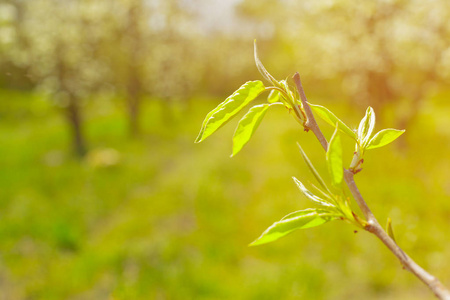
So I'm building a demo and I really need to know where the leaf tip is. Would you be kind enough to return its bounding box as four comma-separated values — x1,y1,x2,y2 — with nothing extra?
248,238,263,247
292,176,301,185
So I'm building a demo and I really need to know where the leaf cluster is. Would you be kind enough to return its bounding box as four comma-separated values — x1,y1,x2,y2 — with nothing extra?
196,41,405,246
195,41,307,157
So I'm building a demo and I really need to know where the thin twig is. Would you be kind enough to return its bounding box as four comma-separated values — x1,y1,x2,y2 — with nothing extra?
293,72,450,300
344,170,450,300
292,73,328,151
343,169,374,222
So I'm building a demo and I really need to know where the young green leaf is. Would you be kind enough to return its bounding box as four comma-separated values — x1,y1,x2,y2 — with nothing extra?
280,208,334,221
309,104,356,140
195,81,265,143
279,79,296,104
357,106,375,146
254,40,280,87
232,104,269,156
326,124,343,187
309,183,335,203
267,89,281,103
249,208,339,246
367,128,405,150
292,177,335,207
386,217,396,243
297,143,332,196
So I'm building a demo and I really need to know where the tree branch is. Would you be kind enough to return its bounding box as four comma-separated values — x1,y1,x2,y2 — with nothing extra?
343,169,375,222
292,72,450,300
292,73,328,151
344,170,450,300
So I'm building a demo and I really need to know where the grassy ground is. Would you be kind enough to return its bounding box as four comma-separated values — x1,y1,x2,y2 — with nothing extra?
0,90,450,299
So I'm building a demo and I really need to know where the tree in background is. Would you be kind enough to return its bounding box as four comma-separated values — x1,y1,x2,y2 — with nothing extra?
1,0,206,149
98,0,149,137
5,0,448,152
1,0,110,156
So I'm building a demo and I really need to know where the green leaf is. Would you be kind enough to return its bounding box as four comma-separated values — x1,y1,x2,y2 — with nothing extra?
195,81,265,143
280,208,332,220
232,104,269,156
310,104,356,140
367,129,405,150
254,40,279,87
357,107,376,146
279,79,296,104
326,124,343,187
292,177,335,207
249,208,339,246
386,217,396,243
267,89,280,103
297,143,332,196
309,183,335,203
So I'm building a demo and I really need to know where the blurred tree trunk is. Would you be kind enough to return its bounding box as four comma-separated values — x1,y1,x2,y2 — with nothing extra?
66,96,87,157
125,1,144,137
398,92,422,126
56,43,87,157
366,70,395,114
127,71,142,137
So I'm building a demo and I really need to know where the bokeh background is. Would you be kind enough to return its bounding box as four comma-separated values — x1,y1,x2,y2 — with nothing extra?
1,0,450,299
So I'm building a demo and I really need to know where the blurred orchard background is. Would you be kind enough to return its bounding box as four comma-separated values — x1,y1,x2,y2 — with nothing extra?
1,0,450,299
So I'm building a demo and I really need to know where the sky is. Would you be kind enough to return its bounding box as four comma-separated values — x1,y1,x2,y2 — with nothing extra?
180,0,267,36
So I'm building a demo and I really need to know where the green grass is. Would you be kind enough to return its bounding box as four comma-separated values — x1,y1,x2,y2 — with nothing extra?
0,90,449,299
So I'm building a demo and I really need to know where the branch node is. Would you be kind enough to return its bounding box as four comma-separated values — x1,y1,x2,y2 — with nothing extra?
292,72,328,151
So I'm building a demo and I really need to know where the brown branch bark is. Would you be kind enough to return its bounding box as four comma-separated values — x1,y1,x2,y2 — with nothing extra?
292,73,450,300
344,170,450,300
292,73,328,151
